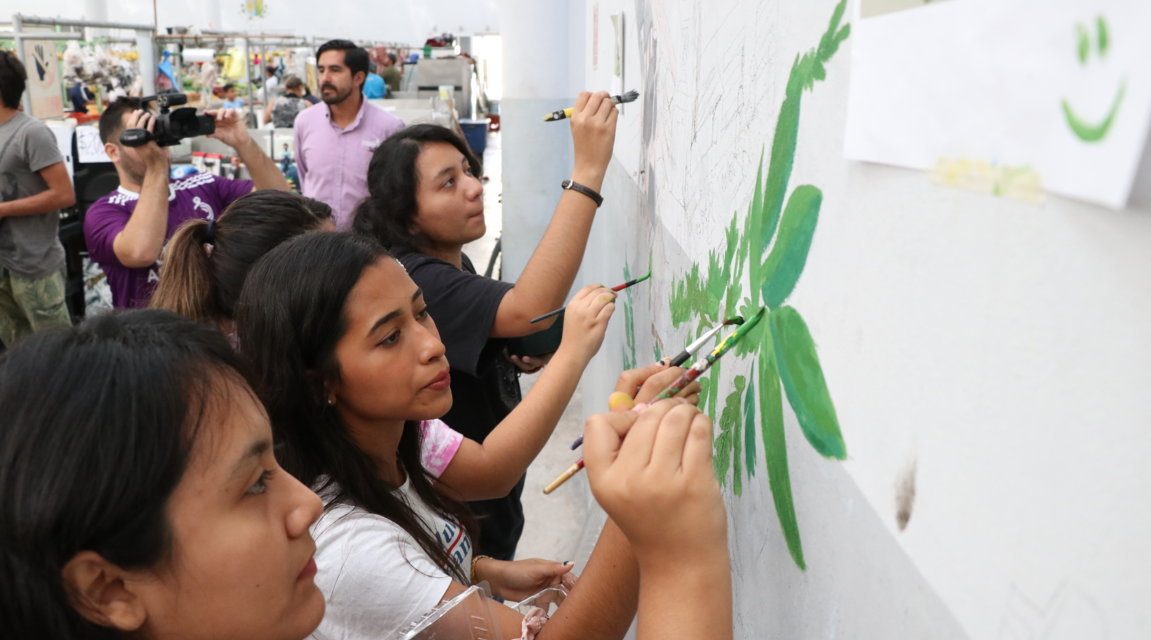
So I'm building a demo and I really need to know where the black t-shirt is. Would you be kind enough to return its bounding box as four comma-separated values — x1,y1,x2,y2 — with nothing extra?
399,251,525,560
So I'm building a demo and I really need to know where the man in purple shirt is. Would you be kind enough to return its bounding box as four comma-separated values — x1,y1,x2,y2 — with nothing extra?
84,97,290,308
294,40,404,229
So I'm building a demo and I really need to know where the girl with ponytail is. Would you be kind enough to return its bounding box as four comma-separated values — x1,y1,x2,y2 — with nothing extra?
150,190,332,330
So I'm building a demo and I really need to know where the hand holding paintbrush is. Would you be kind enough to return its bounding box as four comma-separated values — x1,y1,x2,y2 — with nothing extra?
545,90,640,121
530,271,651,324
545,308,766,494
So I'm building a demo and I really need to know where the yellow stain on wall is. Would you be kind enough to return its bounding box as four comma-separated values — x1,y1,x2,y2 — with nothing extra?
931,157,1045,203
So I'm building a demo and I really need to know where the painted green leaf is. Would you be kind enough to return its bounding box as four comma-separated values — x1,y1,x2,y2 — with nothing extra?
734,300,764,357
621,263,638,369
698,375,717,419
721,375,746,496
743,371,757,477
760,89,799,267
746,151,769,293
760,185,822,308
1096,16,1109,57
760,328,805,569
713,425,733,485
771,306,846,459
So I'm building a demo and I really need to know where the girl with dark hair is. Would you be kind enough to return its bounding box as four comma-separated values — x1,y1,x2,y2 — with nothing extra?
235,231,700,638
352,93,621,560
0,310,326,639
150,189,333,330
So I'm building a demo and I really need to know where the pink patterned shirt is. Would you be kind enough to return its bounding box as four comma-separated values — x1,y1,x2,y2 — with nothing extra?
419,419,464,478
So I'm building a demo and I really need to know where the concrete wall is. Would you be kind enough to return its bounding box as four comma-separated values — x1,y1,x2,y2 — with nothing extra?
569,0,1151,637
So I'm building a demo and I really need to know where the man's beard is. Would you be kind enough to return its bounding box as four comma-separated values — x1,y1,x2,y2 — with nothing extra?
321,84,353,105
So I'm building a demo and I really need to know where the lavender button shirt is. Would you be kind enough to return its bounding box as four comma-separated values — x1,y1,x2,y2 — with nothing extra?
293,99,404,230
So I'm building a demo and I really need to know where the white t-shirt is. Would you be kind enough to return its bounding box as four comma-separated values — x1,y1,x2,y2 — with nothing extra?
309,421,472,639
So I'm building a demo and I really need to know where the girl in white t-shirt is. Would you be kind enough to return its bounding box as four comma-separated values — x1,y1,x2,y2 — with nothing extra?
236,232,703,639
0,308,730,640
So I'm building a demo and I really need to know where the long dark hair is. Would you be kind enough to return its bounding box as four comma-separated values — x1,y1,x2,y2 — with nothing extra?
234,231,475,583
351,124,481,254
151,190,329,323
0,310,248,637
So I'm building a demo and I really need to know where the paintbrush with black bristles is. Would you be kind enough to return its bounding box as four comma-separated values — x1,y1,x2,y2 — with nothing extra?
544,89,640,121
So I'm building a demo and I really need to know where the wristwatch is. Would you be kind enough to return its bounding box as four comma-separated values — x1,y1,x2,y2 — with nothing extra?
561,179,604,207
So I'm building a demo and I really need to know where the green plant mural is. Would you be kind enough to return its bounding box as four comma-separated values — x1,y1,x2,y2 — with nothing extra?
621,263,639,370
668,0,850,570
1063,15,1125,143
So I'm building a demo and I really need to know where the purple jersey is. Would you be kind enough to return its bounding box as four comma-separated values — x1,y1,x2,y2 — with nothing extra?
83,172,253,308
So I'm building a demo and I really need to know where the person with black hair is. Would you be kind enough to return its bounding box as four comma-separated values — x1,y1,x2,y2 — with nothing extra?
149,189,333,332
0,307,732,640
294,39,404,229
0,50,76,346
264,74,311,128
235,231,705,638
83,97,290,309
220,82,245,109
381,51,402,93
352,97,617,560
0,310,327,638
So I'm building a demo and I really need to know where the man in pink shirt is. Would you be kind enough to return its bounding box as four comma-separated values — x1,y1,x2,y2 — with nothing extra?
294,40,404,230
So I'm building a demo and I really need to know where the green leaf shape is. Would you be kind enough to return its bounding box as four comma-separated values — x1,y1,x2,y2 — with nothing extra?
698,375,716,417
714,417,733,485
747,0,849,307
743,371,757,477
760,185,822,309
771,306,846,459
621,264,637,370
733,299,765,357
759,328,805,569
670,240,731,332
719,375,747,496
1096,16,1109,57
1076,22,1090,64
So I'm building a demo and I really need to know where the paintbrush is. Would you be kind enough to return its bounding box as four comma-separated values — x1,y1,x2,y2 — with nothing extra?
542,459,584,495
651,307,765,401
567,315,746,450
546,308,766,494
529,271,651,324
663,316,746,367
544,90,640,121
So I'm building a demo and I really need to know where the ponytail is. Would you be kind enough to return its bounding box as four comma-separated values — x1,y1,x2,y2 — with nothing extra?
150,190,327,324
151,218,218,322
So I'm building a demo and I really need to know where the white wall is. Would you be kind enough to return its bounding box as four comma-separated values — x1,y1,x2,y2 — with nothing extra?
574,0,1151,637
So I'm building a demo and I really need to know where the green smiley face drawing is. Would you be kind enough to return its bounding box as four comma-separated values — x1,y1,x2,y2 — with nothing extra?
1061,15,1126,143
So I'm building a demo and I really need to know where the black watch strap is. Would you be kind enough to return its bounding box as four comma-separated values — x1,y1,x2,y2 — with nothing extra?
561,179,604,207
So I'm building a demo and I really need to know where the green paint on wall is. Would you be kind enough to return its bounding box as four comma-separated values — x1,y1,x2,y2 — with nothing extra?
621,263,638,370
666,0,849,569
761,185,822,309
743,371,757,477
771,306,846,459
759,332,804,569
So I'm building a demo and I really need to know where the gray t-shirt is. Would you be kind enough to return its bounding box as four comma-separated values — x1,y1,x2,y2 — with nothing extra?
0,112,66,278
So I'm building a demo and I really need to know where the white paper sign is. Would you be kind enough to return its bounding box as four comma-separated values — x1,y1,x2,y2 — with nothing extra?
76,126,112,164
844,0,1151,208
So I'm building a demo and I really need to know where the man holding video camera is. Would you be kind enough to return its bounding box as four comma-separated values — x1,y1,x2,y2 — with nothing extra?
83,97,290,309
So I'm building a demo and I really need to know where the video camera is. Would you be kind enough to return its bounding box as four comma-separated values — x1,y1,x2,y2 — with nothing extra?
118,93,216,147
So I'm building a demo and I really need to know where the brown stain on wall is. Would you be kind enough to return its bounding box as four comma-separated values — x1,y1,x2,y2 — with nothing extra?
895,458,917,531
